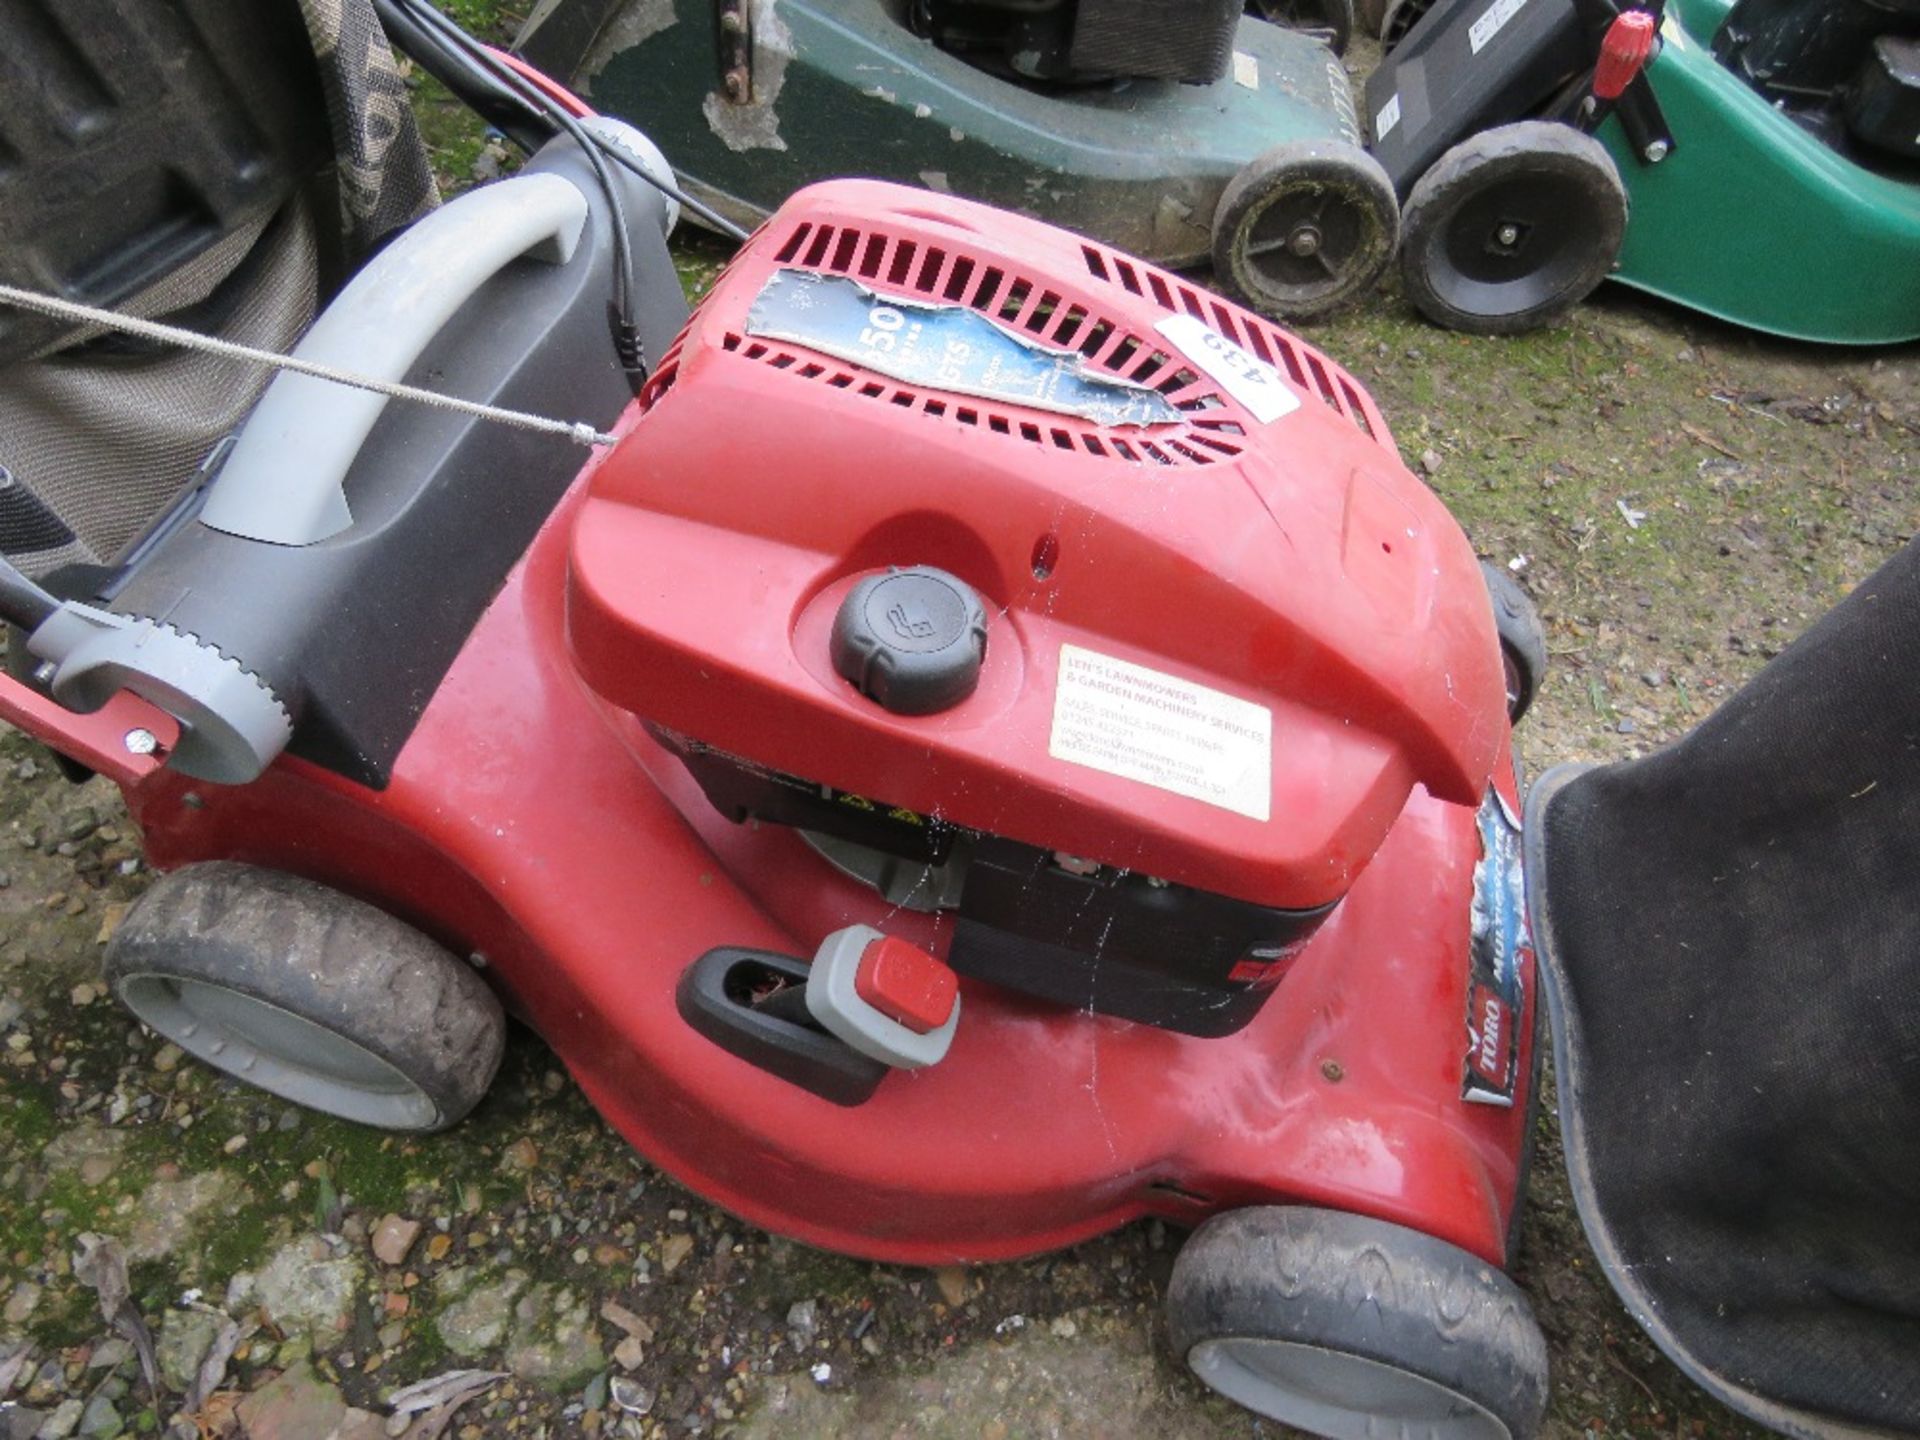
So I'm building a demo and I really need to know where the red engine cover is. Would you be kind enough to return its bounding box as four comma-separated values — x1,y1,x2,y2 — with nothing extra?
568,181,1505,911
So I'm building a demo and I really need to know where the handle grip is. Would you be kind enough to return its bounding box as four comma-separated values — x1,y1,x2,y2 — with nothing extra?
198,171,589,548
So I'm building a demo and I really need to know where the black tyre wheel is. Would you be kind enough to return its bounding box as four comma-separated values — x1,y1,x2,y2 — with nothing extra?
1380,0,1436,51
1212,142,1399,322
1399,122,1626,336
104,862,504,1132
1247,0,1356,56
1168,1207,1550,1440
1481,561,1547,723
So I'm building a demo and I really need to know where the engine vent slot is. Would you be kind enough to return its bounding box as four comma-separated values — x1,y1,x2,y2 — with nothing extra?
638,331,688,411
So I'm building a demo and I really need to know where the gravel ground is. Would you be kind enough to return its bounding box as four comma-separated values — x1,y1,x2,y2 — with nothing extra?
0,20,1916,1440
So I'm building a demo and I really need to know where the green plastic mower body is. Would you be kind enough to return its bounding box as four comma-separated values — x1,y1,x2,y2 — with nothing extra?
1599,0,1920,344
517,0,1365,268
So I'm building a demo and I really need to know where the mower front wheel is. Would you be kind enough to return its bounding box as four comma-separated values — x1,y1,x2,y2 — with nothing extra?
104,862,504,1133
1212,143,1400,322
1399,122,1627,336
1481,561,1548,723
1167,1206,1549,1440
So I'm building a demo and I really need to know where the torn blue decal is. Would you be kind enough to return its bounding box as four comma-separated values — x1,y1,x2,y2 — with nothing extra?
745,269,1182,429
1464,788,1530,1106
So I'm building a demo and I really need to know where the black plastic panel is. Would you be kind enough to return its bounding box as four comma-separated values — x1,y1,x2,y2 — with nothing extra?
0,0,331,362
948,836,1338,1036
1365,0,1605,194
656,728,962,864
676,947,887,1106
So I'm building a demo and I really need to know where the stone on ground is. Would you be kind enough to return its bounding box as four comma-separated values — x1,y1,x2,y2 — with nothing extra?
504,1284,603,1387
434,1267,528,1358
227,1237,364,1338
233,1360,384,1440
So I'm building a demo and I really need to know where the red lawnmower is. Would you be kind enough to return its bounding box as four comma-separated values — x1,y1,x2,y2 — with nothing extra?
0,13,1549,1436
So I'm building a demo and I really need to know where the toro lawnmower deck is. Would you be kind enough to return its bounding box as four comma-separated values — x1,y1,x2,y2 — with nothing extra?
1,30,1549,1430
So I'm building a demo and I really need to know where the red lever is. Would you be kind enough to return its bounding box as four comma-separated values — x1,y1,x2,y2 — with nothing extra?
854,936,958,1035
1593,11,1658,101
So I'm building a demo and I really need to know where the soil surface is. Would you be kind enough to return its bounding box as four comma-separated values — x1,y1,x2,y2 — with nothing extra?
1,13,1915,1440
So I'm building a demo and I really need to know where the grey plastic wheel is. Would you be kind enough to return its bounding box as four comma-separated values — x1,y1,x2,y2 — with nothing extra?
104,862,504,1132
1167,1206,1549,1440
1212,142,1400,321
1399,122,1627,336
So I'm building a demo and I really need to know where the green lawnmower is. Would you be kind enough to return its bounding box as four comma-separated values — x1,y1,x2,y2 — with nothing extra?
506,0,1400,321
1367,0,1920,341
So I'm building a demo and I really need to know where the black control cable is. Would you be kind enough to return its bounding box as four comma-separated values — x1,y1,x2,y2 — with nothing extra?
380,0,656,387
373,0,747,288
379,0,749,239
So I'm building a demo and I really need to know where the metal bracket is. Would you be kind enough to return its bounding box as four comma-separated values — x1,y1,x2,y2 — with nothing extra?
717,0,752,104
1615,71,1676,164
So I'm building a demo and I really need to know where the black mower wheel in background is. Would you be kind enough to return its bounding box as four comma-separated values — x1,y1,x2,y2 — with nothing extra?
1247,0,1356,57
1212,142,1400,322
1399,122,1627,336
103,861,504,1132
1481,560,1548,723
1167,1206,1550,1440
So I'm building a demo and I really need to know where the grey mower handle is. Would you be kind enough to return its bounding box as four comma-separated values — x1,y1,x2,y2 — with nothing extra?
197,171,590,548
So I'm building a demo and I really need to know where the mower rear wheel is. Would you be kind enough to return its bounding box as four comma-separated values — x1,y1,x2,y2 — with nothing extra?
1399,123,1626,335
1247,0,1355,56
1167,1206,1549,1440
103,862,504,1132
1212,143,1399,322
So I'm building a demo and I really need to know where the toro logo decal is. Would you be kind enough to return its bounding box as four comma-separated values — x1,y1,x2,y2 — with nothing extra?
1466,984,1510,1091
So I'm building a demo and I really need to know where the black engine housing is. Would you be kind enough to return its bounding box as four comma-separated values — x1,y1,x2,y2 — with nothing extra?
1714,0,1920,156
911,0,1243,83
657,728,1337,1036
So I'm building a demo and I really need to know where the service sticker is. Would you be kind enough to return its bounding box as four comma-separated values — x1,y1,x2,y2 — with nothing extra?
1048,645,1272,822
1155,314,1301,425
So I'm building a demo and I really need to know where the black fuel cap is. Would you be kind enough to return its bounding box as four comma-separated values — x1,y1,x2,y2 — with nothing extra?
830,567,988,716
